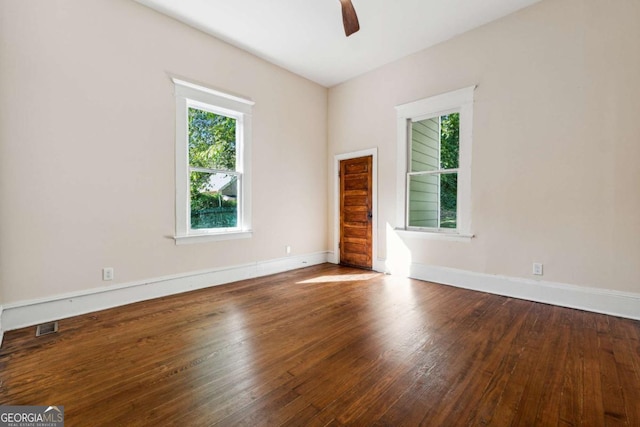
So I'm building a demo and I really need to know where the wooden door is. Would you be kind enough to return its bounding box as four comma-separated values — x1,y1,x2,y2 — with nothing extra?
340,156,373,269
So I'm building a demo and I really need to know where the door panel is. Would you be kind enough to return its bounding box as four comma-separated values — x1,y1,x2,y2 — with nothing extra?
340,156,373,269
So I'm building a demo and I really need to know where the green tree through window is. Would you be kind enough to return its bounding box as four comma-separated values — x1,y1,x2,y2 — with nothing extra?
188,108,238,228
440,113,459,228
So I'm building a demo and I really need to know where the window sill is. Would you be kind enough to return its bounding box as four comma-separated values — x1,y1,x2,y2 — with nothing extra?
174,230,253,245
394,228,474,242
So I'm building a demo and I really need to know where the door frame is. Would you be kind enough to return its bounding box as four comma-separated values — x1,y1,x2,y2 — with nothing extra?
333,148,379,271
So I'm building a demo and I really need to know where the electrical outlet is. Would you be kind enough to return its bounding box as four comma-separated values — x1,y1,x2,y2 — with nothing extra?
532,263,543,276
285,245,291,255
102,267,114,281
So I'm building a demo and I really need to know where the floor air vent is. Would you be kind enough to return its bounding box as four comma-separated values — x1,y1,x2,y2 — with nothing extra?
36,321,59,337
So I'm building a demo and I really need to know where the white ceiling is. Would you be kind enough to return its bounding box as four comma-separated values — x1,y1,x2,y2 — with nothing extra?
135,0,541,87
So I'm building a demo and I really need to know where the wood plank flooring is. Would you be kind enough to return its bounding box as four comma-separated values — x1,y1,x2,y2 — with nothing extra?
1,264,639,426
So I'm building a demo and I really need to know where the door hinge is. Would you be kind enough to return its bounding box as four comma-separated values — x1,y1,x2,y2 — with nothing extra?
338,242,341,249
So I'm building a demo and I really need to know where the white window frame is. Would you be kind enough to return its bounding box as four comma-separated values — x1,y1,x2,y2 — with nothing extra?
172,78,254,244
395,86,475,241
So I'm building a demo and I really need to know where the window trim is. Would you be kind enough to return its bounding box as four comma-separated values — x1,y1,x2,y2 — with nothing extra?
395,86,476,237
172,78,254,244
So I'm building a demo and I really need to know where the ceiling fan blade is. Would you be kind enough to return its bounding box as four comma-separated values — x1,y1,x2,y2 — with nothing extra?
339,0,360,37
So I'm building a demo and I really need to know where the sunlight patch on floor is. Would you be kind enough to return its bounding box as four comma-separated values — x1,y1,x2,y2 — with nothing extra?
297,273,379,284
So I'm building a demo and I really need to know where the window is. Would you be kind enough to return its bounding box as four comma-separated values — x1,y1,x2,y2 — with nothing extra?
395,86,475,238
173,79,253,243
409,113,459,229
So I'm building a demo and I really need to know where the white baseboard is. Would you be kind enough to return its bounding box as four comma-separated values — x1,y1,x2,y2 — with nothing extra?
5,253,634,340
373,258,387,273
1,252,329,333
404,262,640,321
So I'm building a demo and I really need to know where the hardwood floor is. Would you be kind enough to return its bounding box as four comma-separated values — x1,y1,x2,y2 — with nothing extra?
1,264,639,426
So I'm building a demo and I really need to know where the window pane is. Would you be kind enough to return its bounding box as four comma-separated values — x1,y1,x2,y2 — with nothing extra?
411,113,460,173
190,171,238,229
188,108,236,171
440,113,459,169
411,117,439,172
408,173,457,229
440,173,457,229
408,174,439,227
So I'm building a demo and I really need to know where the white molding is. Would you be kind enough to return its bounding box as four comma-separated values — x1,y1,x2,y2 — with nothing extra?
395,86,476,118
172,78,255,112
333,148,379,270
389,260,640,321
174,230,253,245
173,78,253,241
395,86,475,235
395,228,474,242
373,258,386,273
0,252,329,333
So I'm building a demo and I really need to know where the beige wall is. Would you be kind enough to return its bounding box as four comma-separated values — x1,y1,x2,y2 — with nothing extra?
328,0,640,293
0,0,328,303
2,0,638,308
